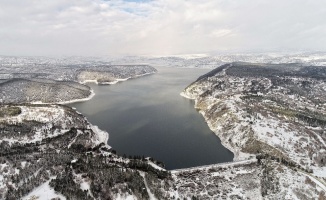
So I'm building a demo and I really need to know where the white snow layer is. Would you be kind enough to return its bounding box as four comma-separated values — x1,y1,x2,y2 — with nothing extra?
22,180,66,200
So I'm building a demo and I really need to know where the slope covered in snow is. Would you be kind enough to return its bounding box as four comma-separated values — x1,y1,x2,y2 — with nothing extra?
0,104,168,200
0,79,92,104
181,62,326,198
2,58,326,199
0,62,157,104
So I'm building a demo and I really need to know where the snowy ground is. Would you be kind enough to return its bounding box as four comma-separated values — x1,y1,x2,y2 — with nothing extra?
180,62,326,199
22,180,66,200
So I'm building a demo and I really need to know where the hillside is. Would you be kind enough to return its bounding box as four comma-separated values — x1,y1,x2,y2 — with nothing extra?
0,104,168,200
0,79,92,104
1,104,323,199
0,65,157,104
1,61,326,199
182,62,326,178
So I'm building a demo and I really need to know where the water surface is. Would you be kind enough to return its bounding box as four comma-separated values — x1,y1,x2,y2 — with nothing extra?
70,67,233,169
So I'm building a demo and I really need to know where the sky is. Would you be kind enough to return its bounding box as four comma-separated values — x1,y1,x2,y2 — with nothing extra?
1,0,326,56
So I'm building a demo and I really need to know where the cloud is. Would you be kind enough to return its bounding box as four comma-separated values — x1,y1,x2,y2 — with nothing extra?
0,0,326,56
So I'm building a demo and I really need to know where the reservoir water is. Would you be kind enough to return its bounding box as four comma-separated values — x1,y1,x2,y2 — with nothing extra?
69,67,233,169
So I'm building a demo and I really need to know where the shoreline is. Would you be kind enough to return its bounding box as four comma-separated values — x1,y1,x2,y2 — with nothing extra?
90,124,111,149
30,89,96,105
79,72,156,86
171,158,257,172
180,91,250,162
179,91,195,100
31,72,156,105
60,89,96,104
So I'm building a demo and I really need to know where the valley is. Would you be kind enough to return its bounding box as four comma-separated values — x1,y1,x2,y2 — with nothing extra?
0,56,326,199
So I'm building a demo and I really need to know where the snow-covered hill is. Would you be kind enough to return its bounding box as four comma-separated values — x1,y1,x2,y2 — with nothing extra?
0,64,157,104
0,79,92,104
1,104,323,200
2,57,326,199
0,104,167,200
181,62,326,197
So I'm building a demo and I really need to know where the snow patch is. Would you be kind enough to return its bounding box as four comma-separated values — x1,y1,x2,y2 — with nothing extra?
147,161,165,171
91,125,110,148
22,179,66,200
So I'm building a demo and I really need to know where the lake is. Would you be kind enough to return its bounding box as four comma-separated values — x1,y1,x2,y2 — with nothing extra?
69,67,233,169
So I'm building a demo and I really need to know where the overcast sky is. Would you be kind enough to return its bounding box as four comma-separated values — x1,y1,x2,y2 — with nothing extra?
1,0,326,56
